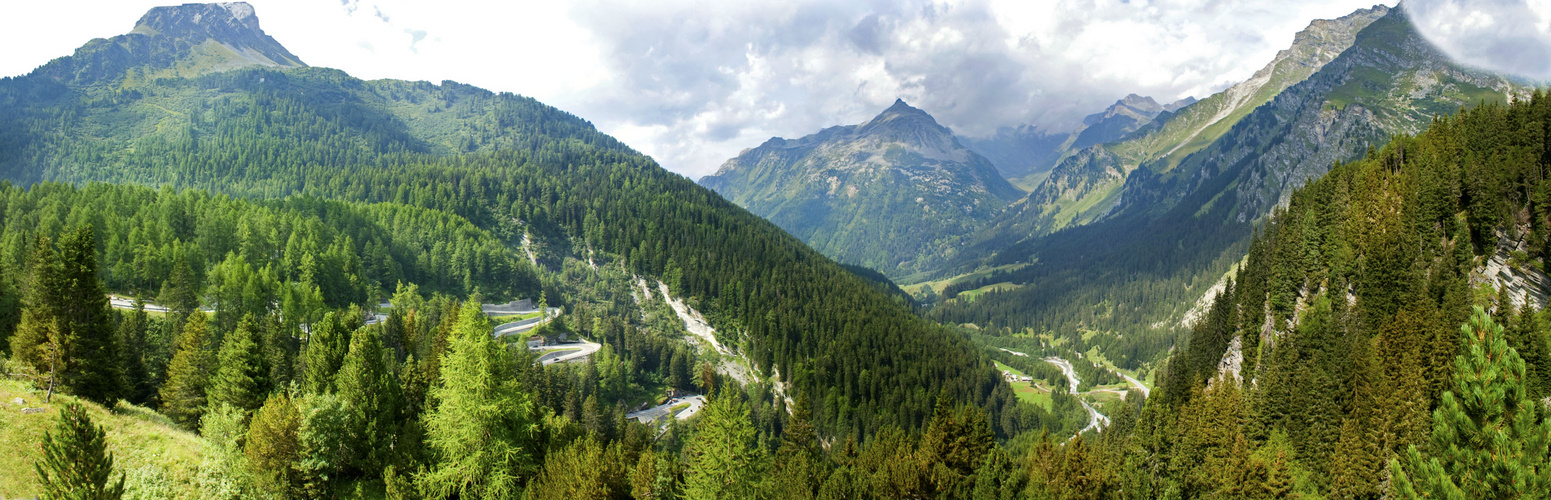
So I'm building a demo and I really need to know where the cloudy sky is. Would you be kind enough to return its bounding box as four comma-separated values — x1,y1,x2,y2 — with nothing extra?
2,1,1547,178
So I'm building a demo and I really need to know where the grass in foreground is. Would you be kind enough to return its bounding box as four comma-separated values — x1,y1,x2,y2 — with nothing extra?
0,378,204,499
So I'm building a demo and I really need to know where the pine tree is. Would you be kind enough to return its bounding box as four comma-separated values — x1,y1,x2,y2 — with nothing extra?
116,303,153,406
209,313,270,414
419,301,538,499
34,402,125,500
56,225,123,408
1392,307,1551,497
335,325,401,475
160,313,213,429
302,312,351,395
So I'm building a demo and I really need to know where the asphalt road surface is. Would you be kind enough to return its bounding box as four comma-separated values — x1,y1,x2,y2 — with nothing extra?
626,395,706,425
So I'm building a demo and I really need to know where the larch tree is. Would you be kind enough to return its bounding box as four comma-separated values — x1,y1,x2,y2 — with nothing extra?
9,236,65,397
419,300,539,499
682,391,762,499
246,392,302,496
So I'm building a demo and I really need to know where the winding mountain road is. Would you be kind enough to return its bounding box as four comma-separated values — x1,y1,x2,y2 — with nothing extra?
1043,356,1110,436
1117,372,1150,398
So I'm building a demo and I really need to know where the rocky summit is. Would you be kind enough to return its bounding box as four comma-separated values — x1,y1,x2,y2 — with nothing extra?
32,1,302,85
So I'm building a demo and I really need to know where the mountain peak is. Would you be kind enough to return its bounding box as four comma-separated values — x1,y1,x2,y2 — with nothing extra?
860,98,950,138
31,2,306,85
1118,94,1160,110
134,3,261,36
129,2,304,68
874,98,933,120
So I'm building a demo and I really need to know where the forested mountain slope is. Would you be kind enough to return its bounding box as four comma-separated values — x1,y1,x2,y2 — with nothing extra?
1118,92,1551,497
933,6,1532,373
0,2,1032,445
700,99,1022,279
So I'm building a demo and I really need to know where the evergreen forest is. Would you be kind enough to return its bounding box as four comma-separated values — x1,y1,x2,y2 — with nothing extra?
3,3,1550,498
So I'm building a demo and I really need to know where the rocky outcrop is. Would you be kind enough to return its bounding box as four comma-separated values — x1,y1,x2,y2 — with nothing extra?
1473,228,1551,312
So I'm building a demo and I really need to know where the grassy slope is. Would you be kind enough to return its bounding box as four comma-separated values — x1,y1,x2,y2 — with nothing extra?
0,378,203,498
993,361,1053,411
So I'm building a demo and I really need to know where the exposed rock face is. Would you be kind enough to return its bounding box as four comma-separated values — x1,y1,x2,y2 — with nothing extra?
1069,94,1169,152
1152,6,1527,224
700,99,1021,277
1474,228,1551,312
32,2,304,86
1209,335,1244,389
981,5,1394,241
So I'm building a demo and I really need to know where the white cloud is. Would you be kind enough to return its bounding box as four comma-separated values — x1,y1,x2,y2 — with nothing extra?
3,1,1545,179
1407,0,1551,81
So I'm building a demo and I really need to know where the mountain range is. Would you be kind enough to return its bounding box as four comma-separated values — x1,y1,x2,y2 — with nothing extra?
959,93,1196,187
932,4,1532,358
0,1,1024,445
4,2,1550,498
705,4,1533,370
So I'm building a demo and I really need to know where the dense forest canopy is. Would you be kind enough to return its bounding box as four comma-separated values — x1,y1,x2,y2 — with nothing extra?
3,2,1549,497
0,48,1045,437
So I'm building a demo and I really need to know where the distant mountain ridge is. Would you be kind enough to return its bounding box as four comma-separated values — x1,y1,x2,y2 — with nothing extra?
960,94,1195,184
930,5,1534,363
699,99,1020,278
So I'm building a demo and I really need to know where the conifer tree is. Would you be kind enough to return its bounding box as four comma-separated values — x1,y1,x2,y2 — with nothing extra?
209,313,270,414
158,255,201,319
302,312,351,395
116,303,153,406
1329,338,1386,500
683,390,762,499
160,313,213,428
919,394,995,496
335,325,401,475
630,448,658,500
34,402,125,500
56,225,123,407
11,237,66,400
420,301,538,499
770,397,824,499
246,392,302,496
526,436,627,499
1392,307,1551,498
